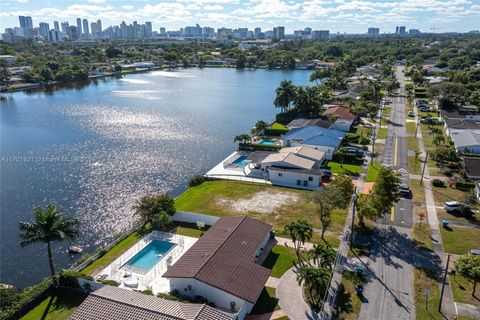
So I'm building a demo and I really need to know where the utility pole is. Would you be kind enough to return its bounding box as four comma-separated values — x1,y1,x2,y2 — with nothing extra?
439,254,451,312
420,151,429,185
371,127,377,161
415,119,420,137
350,190,358,248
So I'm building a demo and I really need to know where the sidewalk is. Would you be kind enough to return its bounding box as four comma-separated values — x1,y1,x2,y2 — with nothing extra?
415,107,456,318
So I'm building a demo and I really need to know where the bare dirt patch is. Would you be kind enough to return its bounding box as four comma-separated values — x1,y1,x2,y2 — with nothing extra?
216,190,299,214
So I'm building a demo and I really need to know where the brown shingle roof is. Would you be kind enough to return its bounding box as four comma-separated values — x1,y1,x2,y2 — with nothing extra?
70,286,234,320
322,106,356,120
164,217,272,304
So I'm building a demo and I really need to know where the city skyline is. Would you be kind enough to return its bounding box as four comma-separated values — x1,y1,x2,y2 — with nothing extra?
0,0,479,34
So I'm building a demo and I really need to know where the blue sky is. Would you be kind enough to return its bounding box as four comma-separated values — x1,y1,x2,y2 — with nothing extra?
0,0,479,33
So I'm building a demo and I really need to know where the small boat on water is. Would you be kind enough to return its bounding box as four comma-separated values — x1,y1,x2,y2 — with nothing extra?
68,246,83,254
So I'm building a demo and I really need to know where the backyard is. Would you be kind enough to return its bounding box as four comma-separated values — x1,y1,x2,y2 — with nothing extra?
175,180,347,245
20,290,86,320
262,245,298,278
440,226,480,255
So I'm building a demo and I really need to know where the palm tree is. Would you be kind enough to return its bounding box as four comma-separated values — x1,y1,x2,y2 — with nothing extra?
234,133,251,144
297,266,331,306
308,243,336,270
284,220,313,262
19,204,79,284
252,120,269,136
309,67,333,85
274,80,297,113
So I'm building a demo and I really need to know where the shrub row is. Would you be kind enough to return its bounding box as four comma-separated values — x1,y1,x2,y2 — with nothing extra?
58,270,94,288
188,175,205,188
432,179,445,187
264,128,289,136
454,181,476,191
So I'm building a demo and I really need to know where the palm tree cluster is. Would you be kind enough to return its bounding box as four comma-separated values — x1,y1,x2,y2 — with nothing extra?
274,79,334,117
283,220,337,308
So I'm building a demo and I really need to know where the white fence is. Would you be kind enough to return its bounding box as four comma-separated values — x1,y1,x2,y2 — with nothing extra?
173,211,219,226
100,231,186,289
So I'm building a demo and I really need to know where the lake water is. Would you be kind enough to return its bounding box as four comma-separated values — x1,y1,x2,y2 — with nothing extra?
0,68,310,288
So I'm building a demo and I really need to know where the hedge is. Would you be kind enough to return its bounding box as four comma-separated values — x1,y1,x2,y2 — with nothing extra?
432,179,445,187
188,175,205,188
101,279,120,287
275,109,299,125
239,143,283,151
454,181,476,191
58,270,93,288
264,128,289,136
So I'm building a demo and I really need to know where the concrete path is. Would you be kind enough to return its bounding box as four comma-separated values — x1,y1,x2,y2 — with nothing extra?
455,302,480,319
409,174,449,181
275,236,314,251
245,310,287,320
415,105,457,318
276,266,317,320
266,277,279,289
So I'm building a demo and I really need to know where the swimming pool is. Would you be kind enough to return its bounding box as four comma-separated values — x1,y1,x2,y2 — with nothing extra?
124,240,176,271
232,155,249,167
259,139,276,145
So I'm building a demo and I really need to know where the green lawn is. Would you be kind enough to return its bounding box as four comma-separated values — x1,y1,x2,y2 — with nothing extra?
270,122,288,131
176,180,346,245
249,287,280,314
406,122,417,134
407,136,419,151
20,291,86,320
412,223,433,251
449,273,480,306
410,179,426,207
376,127,388,140
430,186,468,207
365,162,381,182
81,231,143,276
440,226,480,255
327,161,362,177
333,271,365,320
171,221,209,238
408,157,423,175
413,268,442,320
262,245,297,278
354,125,372,138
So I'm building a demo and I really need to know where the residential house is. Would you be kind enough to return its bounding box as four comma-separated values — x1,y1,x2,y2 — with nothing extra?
70,285,234,320
164,217,273,320
449,129,480,154
286,117,334,130
282,126,345,159
463,156,480,179
280,146,326,169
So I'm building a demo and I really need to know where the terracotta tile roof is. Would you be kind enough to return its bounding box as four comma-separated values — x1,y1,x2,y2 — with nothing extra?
70,286,234,320
322,106,356,120
164,217,272,304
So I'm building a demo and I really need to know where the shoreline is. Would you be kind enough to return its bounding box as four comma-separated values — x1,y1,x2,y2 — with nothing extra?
0,65,310,95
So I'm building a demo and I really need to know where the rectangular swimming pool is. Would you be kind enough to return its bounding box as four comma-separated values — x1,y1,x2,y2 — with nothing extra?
259,139,276,145
124,240,176,271
232,155,249,167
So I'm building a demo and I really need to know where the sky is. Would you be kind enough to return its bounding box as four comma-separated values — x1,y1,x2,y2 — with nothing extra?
0,0,479,34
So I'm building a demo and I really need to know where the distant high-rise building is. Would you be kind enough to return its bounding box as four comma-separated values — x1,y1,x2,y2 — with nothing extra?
39,22,50,39
184,24,202,37
304,27,312,35
49,30,62,42
82,19,90,38
367,27,380,37
53,21,59,32
145,21,152,38
202,27,215,38
396,26,406,35
159,27,166,35
19,16,33,28
254,27,261,34
409,29,421,35
61,21,69,34
312,30,329,40
237,27,248,38
90,22,98,38
76,18,82,37
217,27,232,40
97,19,102,33
67,25,78,40
272,26,285,39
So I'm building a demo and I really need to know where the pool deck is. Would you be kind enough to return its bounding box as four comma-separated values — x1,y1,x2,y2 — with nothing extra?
205,151,272,185
97,231,197,294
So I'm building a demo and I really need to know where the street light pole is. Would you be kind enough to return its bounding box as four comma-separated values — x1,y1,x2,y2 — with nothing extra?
350,191,358,248
420,151,429,185
439,254,451,313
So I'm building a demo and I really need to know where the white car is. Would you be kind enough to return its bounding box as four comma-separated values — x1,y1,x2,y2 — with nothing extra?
444,201,461,213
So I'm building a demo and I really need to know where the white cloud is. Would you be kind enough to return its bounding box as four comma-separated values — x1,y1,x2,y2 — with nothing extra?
204,4,224,10
85,0,106,3
122,5,134,10
17,0,28,3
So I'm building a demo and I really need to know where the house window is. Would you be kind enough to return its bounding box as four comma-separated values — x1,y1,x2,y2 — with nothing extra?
296,180,301,185
308,176,313,181
303,180,308,186
278,173,283,177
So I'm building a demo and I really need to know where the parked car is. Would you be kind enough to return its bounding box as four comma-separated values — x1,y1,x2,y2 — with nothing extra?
399,183,411,197
322,169,332,178
346,147,365,155
444,201,461,213
408,111,415,117
470,249,480,255
419,107,431,112
417,100,428,105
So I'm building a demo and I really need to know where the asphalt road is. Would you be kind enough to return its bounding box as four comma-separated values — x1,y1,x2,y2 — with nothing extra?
359,66,415,320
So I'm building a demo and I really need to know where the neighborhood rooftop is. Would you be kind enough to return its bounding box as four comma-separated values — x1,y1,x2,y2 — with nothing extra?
70,285,234,320
322,105,357,119
262,152,316,170
282,126,345,147
163,216,272,304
